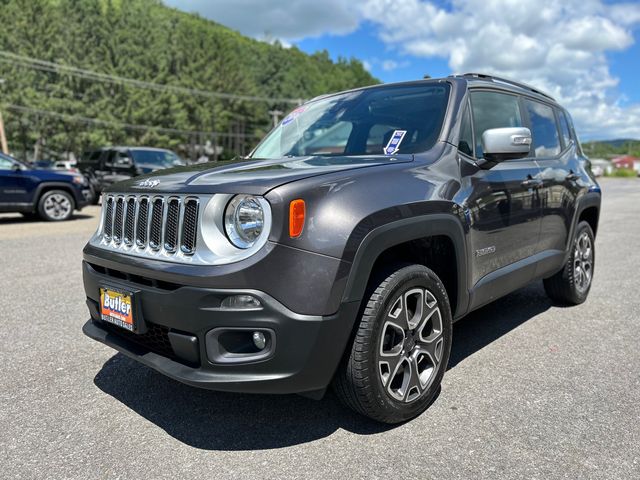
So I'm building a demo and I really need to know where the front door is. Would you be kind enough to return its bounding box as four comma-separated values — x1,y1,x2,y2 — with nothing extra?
458,90,543,305
0,154,28,207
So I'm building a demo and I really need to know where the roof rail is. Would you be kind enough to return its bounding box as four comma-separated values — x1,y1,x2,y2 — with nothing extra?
453,72,555,101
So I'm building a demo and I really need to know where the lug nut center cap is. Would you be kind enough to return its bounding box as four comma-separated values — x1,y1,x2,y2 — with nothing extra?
404,336,416,352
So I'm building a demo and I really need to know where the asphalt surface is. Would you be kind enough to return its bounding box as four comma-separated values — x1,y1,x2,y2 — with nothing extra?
0,178,638,480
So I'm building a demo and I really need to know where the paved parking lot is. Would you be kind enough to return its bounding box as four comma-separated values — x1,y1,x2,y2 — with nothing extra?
1,178,639,479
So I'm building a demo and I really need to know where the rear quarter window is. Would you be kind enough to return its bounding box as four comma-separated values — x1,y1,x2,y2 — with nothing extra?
558,110,573,149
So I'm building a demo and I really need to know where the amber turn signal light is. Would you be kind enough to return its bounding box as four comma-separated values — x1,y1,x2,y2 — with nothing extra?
289,199,305,238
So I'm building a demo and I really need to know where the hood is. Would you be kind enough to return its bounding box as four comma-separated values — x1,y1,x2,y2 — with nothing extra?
25,168,85,184
107,154,414,195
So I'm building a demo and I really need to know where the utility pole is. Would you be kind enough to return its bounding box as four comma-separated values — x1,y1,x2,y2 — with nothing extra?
0,110,8,155
268,109,283,128
0,78,7,154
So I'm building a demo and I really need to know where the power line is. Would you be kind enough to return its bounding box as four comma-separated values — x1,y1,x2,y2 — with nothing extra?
5,104,261,138
0,51,304,105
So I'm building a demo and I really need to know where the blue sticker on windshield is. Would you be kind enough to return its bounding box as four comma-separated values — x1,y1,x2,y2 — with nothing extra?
384,130,407,155
282,106,306,126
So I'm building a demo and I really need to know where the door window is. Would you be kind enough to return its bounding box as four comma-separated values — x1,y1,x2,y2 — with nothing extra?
470,91,523,158
0,154,14,170
524,100,561,157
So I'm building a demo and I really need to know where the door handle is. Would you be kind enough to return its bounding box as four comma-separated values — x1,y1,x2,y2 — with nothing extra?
521,177,542,188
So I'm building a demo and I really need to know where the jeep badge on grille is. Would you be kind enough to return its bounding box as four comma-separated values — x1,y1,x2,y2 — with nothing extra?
138,179,160,188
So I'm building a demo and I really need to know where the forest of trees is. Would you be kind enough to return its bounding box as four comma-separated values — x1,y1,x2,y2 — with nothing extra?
0,0,378,161
582,139,640,159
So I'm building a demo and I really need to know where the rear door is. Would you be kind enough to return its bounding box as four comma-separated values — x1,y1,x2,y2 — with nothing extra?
462,90,543,292
525,101,580,261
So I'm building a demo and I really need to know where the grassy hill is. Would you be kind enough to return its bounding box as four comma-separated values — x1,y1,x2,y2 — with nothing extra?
0,0,377,160
582,139,640,159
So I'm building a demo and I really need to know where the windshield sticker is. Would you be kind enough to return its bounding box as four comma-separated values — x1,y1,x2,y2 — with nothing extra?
384,130,407,155
282,106,306,126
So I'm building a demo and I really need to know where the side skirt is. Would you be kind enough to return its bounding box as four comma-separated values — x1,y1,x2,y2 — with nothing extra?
467,249,565,312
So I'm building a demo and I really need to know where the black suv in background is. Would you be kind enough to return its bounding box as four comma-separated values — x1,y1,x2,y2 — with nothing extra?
82,74,601,423
78,147,185,198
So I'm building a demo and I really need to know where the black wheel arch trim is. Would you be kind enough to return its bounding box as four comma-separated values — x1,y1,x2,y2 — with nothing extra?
341,213,469,319
564,191,601,263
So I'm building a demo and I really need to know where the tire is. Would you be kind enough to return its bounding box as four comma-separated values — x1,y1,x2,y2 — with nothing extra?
37,190,75,222
333,264,453,424
543,221,595,305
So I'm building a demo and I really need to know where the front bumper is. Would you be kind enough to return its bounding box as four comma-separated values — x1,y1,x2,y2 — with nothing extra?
82,261,359,395
73,187,91,209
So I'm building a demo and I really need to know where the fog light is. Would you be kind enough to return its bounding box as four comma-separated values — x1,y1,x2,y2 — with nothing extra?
252,331,266,350
220,294,262,310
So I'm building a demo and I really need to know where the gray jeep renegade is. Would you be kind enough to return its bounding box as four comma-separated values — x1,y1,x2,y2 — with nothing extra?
82,73,601,423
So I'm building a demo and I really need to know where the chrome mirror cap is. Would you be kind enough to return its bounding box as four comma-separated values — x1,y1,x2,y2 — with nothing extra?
482,127,532,157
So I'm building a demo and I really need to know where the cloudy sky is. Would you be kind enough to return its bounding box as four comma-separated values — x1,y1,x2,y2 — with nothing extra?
165,0,640,140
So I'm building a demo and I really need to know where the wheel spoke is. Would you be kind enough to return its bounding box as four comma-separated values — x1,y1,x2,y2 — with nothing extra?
384,355,411,400
379,351,404,387
380,320,405,357
420,335,444,364
387,296,409,330
404,355,422,402
404,288,424,330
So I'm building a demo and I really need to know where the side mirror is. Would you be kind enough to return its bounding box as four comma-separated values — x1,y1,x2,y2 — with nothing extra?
480,127,532,168
12,163,23,172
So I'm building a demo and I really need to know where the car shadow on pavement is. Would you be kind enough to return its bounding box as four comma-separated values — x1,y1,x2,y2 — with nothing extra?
94,354,399,450
93,282,550,450
448,281,552,369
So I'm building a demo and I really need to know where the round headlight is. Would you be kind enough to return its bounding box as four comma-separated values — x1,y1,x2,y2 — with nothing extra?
224,195,265,249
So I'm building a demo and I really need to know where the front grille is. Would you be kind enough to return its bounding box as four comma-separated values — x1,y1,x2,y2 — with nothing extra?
99,193,200,259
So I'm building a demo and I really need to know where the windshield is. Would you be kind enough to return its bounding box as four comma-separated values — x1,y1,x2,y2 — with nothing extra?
131,150,185,168
251,83,450,160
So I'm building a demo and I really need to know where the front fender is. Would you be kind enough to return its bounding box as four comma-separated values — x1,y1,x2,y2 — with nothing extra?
341,213,469,319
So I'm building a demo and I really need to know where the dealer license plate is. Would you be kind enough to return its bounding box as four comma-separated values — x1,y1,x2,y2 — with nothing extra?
99,287,135,332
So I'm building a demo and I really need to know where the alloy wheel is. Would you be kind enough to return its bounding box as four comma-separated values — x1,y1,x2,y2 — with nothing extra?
573,231,593,293
44,193,72,220
378,288,444,403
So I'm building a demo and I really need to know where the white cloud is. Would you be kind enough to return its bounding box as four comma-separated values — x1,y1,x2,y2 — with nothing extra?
163,0,360,41
365,58,411,72
359,0,640,139
165,0,640,139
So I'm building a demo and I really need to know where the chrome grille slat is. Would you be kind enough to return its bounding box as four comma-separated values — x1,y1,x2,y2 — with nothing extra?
124,197,136,246
135,197,149,247
181,198,199,255
149,197,164,251
113,197,125,244
164,198,180,253
103,197,114,239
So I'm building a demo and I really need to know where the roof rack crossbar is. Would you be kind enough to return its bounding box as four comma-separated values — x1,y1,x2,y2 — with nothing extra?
455,72,554,100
